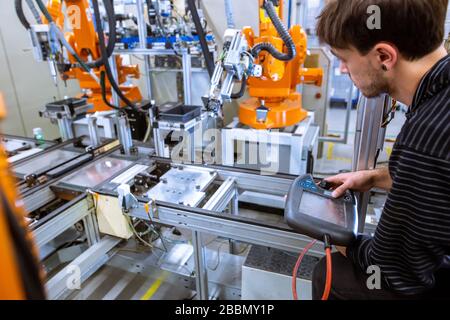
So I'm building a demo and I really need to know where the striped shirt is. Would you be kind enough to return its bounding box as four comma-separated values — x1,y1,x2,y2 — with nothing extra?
347,54,450,295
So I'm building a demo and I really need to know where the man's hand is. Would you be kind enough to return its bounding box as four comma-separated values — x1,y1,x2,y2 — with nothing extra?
324,170,376,198
324,168,392,198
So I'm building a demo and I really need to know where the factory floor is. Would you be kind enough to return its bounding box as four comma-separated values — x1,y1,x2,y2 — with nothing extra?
65,231,249,300
62,107,406,300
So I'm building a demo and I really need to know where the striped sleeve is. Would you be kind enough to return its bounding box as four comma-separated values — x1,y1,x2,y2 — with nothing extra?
346,55,450,295
347,147,450,295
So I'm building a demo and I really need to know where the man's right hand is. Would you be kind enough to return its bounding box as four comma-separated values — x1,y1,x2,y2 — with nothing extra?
324,168,391,198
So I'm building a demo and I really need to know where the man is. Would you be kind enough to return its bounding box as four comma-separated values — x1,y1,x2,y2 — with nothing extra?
312,0,450,299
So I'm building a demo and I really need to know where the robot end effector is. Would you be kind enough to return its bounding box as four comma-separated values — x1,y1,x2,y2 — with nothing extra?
202,29,262,118
202,0,320,124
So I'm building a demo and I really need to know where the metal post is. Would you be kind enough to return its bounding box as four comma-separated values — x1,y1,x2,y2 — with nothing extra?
182,50,192,105
319,83,354,144
192,230,209,300
229,188,239,254
108,56,120,106
57,117,74,141
87,115,100,147
109,54,134,154
136,0,153,99
188,127,195,163
352,95,388,232
294,0,308,26
117,114,134,155
149,105,165,157
82,212,100,247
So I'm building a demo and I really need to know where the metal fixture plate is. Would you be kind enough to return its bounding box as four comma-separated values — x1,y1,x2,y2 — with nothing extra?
13,149,81,177
146,167,217,207
7,148,43,163
59,157,133,188
3,138,33,152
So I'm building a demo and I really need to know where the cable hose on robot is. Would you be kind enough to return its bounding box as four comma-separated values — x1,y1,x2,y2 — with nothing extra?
230,75,248,99
99,71,126,113
15,0,44,30
186,0,215,78
93,0,148,112
26,0,43,24
15,0,31,30
251,0,296,62
78,0,117,69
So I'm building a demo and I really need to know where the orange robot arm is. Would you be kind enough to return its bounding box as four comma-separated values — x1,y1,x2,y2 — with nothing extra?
239,0,323,129
42,0,142,112
299,67,323,87
0,94,46,300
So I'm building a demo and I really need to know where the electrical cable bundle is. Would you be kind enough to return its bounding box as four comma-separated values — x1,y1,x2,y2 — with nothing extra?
186,0,215,78
251,0,296,62
292,235,333,301
17,0,148,113
93,0,148,112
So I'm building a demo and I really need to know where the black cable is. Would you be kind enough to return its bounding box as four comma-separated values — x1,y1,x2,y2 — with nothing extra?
373,149,381,168
33,0,53,22
92,0,146,112
186,0,215,78
79,0,117,69
251,0,296,61
1,192,46,299
15,0,31,30
93,0,116,67
100,71,127,113
230,76,247,99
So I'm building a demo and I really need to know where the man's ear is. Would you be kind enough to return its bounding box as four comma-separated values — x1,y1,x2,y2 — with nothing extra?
372,43,398,71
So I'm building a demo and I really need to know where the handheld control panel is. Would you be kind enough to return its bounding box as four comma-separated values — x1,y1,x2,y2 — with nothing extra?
285,174,358,246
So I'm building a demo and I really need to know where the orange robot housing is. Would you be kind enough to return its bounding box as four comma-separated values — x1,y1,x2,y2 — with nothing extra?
45,0,142,112
0,94,46,299
240,0,322,129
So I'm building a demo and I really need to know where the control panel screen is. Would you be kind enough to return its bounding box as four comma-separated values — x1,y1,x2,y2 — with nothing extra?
299,192,347,227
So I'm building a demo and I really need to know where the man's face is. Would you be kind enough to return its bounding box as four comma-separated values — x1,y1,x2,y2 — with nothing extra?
331,47,390,98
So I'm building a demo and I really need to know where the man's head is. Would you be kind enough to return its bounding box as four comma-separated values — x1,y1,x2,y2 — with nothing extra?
316,0,449,98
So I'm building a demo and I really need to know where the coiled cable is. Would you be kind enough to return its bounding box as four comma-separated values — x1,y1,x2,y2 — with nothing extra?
251,0,296,62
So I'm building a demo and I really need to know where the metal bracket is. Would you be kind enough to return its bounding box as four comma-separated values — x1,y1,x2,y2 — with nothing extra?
256,104,269,123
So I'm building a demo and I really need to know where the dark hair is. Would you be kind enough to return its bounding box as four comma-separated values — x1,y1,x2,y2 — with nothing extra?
316,0,449,60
